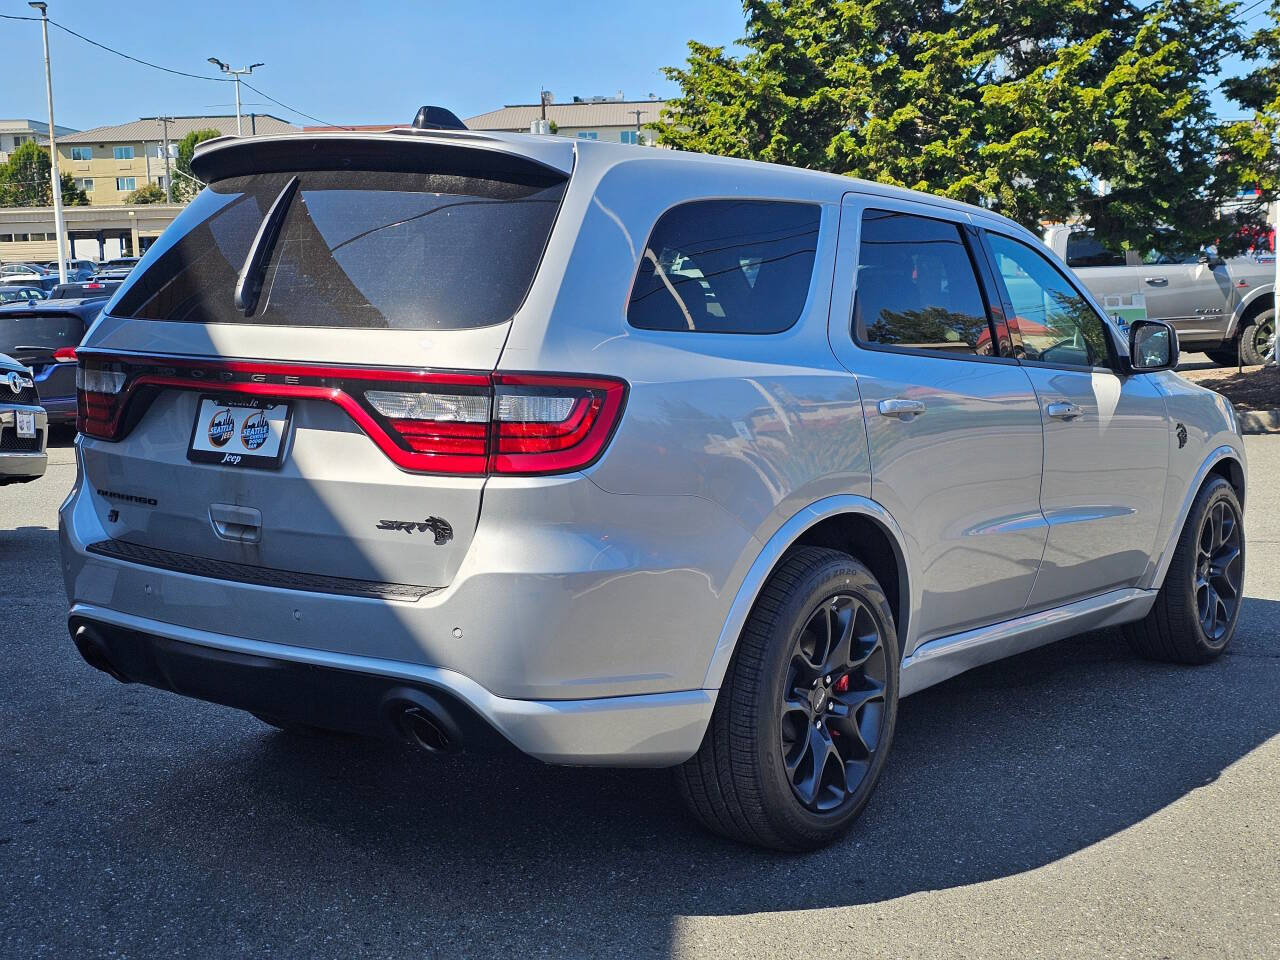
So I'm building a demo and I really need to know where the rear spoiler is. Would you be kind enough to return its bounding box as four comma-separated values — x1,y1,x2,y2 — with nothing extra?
191,130,574,185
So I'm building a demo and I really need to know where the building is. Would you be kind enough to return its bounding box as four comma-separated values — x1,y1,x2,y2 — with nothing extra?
0,203,184,262
55,114,298,206
0,119,78,163
465,96,667,145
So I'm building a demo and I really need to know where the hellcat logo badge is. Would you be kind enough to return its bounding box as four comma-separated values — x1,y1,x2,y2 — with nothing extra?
1176,423,1188,449
207,408,235,447
376,517,454,545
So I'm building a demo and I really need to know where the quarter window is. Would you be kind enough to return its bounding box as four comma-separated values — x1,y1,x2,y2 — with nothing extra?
987,233,1111,368
628,199,821,334
853,210,993,355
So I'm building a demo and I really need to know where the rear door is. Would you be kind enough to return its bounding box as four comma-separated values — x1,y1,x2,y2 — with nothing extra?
980,228,1169,607
76,139,572,591
828,196,1047,651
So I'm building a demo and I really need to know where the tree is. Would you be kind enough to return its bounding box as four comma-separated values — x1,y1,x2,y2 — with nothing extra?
166,128,222,203
0,140,88,207
1221,0,1280,249
125,183,166,204
654,0,1244,252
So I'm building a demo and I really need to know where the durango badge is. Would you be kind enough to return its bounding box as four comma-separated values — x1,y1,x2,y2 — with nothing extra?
376,517,454,545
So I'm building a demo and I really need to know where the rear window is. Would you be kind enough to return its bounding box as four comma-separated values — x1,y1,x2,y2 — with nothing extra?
112,168,567,330
627,200,821,334
0,310,87,355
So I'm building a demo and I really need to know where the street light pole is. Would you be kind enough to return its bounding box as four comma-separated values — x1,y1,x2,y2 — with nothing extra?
159,116,173,204
207,58,264,136
29,1,67,284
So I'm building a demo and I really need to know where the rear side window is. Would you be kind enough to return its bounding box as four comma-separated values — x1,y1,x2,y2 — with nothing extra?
1065,231,1125,267
111,169,567,330
854,210,993,355
627,200,820,334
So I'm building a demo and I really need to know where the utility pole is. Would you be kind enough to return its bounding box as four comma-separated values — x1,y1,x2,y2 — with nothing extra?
207,57,264,135
29,2,67,284
628,109,647,145
159,116,173,204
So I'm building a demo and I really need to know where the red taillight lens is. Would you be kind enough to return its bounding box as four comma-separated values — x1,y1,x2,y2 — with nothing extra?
490,374,626,474
72,353,627,476
53,346,77,363
76,358,128,438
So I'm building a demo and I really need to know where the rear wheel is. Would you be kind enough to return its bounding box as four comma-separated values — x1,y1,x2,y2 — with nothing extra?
1238,308,1275,366
1124,476,1244,664
676,547,899,851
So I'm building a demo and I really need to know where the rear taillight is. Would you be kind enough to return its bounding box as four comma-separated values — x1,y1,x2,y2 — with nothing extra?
74,353,627,476
53,346,77,363
76,358,128,438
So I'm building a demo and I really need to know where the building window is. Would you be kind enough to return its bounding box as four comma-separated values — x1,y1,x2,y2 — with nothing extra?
113,146,135,160
77,178,94,191
620,131,640,145
157,176,168,191
0,234,12,243
576,131,599,140
12,233,30,242
71,146,92,161
116,177,137,192
13,135,30,146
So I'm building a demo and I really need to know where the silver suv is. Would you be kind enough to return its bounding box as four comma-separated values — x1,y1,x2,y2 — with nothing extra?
60,122,1248,850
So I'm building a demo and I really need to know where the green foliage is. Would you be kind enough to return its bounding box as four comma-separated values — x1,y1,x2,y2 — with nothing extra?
125,182,166,204
167,128,222,203
0,140,88,207
1221,1,1280,243
655,0,1247,252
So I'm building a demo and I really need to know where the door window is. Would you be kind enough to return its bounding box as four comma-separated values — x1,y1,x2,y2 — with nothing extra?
987,233,1111,368
853,210,994,356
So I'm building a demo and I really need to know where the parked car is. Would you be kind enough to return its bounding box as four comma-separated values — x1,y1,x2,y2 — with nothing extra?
1,275,60,295
60,122,1248,850
0,262,50,282
0,351,47,486
0,293,109,426
90,257,140,282
49,280,121,301
1045,226,1275,365
0,285,48,303
42,260,99,282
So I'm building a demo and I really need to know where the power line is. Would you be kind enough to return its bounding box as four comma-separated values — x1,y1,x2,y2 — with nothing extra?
45,19,234,83
240,80,353,130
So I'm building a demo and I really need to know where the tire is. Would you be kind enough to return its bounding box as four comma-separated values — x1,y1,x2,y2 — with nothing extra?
1123,476,1245,664
675,547,899,851
1237,308,1275,366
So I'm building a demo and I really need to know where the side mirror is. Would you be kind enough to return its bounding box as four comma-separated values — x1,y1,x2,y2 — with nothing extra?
1128,319,1179,373
1197,251,1225,268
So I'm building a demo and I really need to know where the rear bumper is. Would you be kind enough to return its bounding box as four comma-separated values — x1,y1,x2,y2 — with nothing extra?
0,405,48,483
68,604,714,766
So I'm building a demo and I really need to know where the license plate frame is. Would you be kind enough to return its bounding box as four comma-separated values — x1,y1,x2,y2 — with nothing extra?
187,395,293,470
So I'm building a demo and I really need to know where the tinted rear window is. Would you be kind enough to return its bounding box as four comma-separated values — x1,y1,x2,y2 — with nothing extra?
0,311,87,355
112,169,567,330
627,200,820,334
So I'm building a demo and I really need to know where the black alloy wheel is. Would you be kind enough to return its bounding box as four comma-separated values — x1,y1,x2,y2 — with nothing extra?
1195,498,1243,642
779,594,888,812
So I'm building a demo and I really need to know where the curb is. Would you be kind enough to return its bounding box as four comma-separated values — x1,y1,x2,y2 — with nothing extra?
1239,409,1280,435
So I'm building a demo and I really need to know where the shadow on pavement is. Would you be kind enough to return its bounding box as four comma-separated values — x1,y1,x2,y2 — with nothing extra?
6,594,1276,957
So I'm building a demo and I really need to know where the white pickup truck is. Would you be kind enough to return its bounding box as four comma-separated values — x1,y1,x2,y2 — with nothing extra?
1045,225,1276,365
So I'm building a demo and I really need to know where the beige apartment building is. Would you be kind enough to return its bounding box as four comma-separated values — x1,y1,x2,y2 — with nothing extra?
55,114,297,206
465,97,667,145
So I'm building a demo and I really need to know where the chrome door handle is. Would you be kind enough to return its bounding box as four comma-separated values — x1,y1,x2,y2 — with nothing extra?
1046,401,1083,421
878,398,926,421
1143,277,1168,285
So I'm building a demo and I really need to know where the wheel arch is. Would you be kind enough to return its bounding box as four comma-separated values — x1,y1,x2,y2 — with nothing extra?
700,496,913,692
1146,445,1246,591
1227,286,1275,340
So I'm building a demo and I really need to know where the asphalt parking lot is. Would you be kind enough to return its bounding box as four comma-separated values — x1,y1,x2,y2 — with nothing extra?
3,433,1278,959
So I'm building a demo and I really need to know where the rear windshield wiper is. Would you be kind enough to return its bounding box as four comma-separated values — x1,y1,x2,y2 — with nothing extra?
234,175,300,316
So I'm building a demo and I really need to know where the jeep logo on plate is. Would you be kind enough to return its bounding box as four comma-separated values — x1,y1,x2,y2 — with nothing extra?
207,408,235,447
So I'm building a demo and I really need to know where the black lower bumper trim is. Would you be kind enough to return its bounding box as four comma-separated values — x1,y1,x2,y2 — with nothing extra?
69,616,516,756
86,538,438,602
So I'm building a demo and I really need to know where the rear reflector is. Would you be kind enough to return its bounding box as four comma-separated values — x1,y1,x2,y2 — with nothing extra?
75,354,627,477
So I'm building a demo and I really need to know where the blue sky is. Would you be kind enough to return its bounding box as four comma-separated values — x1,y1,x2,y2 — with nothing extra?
2,0,1261,132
